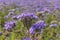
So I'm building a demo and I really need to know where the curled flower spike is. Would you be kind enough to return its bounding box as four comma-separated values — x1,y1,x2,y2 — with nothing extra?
16,12,39,20
29,20,46,34
3,20,16,31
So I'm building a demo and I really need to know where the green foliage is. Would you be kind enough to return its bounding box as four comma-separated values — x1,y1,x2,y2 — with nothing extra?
9,32,15,40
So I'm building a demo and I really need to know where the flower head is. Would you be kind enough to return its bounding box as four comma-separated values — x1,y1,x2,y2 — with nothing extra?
8,11,14,16
3,20,16,31
49,24,57,27
4,15,9,19
22,37,30,40
29,20,46,34
16,12,39,20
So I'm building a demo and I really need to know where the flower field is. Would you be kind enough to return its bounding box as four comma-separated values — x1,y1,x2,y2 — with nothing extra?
0,0,60,40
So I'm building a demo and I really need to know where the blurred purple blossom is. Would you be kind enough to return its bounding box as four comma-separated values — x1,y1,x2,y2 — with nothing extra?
29,20,46,34
54,5,60,10
8,11,14,16
4,15,9,19
0,0,60,12
3,20,16,31
12,15,17,20
15,12,39,20
4,11,15,19
49,24,57,27
22,37,30,40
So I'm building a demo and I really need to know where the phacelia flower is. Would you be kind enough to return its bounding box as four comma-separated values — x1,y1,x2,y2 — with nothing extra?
12,15,18,20
49,24,57,27
29,20,46,34
3,20,16,31
16,12,39,20
49,20,58,27
4,15,9,19
22,37,30,40
8,11,14,16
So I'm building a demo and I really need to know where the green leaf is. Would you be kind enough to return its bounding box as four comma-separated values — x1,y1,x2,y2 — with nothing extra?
9,32,15,40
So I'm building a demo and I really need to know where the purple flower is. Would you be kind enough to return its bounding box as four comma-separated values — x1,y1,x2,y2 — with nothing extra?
3,20,16,31
16,13,24,20
29,20,46,34
54,5,60,10
12,15,18,20
29,25,36,34
4,15,9,19
4,11,14,19
22,37,30,40
8,11,14,16
49,24,57,27
16,12,39,20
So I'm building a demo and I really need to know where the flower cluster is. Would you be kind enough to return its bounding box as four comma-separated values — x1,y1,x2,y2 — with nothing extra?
49,20,58,27
13,12,39,20
3,20,16,31
0,0,60,13
29,20,46,34
22,37,30,40
4,9,15,19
